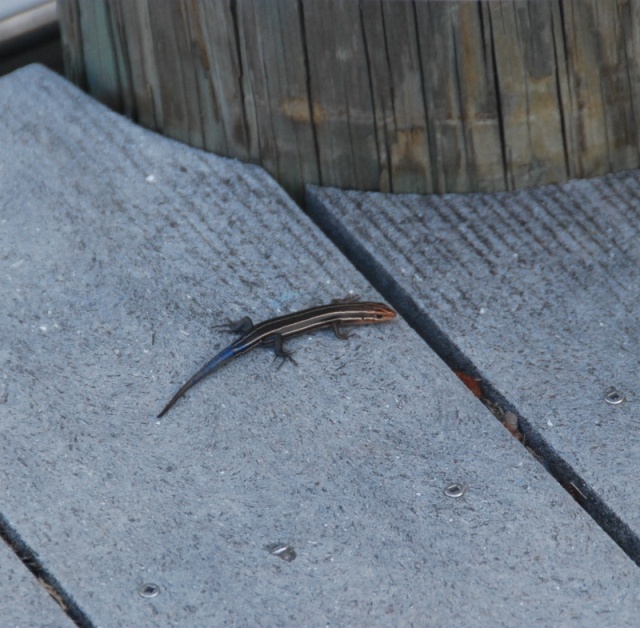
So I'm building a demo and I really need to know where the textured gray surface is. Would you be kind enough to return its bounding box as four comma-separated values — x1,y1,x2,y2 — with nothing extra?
0,539,73,627
3,65,640,626
307,174,640,552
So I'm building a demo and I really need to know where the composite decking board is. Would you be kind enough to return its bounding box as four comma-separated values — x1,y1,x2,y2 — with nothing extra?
306,174,640,546
2,65,640,625
0,538,75,626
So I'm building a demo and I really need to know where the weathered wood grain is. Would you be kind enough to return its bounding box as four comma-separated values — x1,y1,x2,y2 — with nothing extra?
58,0,640,200
486,1,567,187
236,1,320,191
360,1,433,193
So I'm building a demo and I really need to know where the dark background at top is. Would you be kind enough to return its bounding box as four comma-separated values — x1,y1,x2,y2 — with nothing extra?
0,28,62,77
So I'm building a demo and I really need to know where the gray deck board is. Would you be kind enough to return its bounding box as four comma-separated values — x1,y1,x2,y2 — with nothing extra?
0,539,74,627
2,65,640,626
307,173,640,558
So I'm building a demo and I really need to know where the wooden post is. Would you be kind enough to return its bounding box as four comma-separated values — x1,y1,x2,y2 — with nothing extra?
58,0,640,201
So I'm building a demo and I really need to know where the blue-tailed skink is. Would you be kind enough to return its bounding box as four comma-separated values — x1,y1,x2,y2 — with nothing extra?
157,300,396,417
